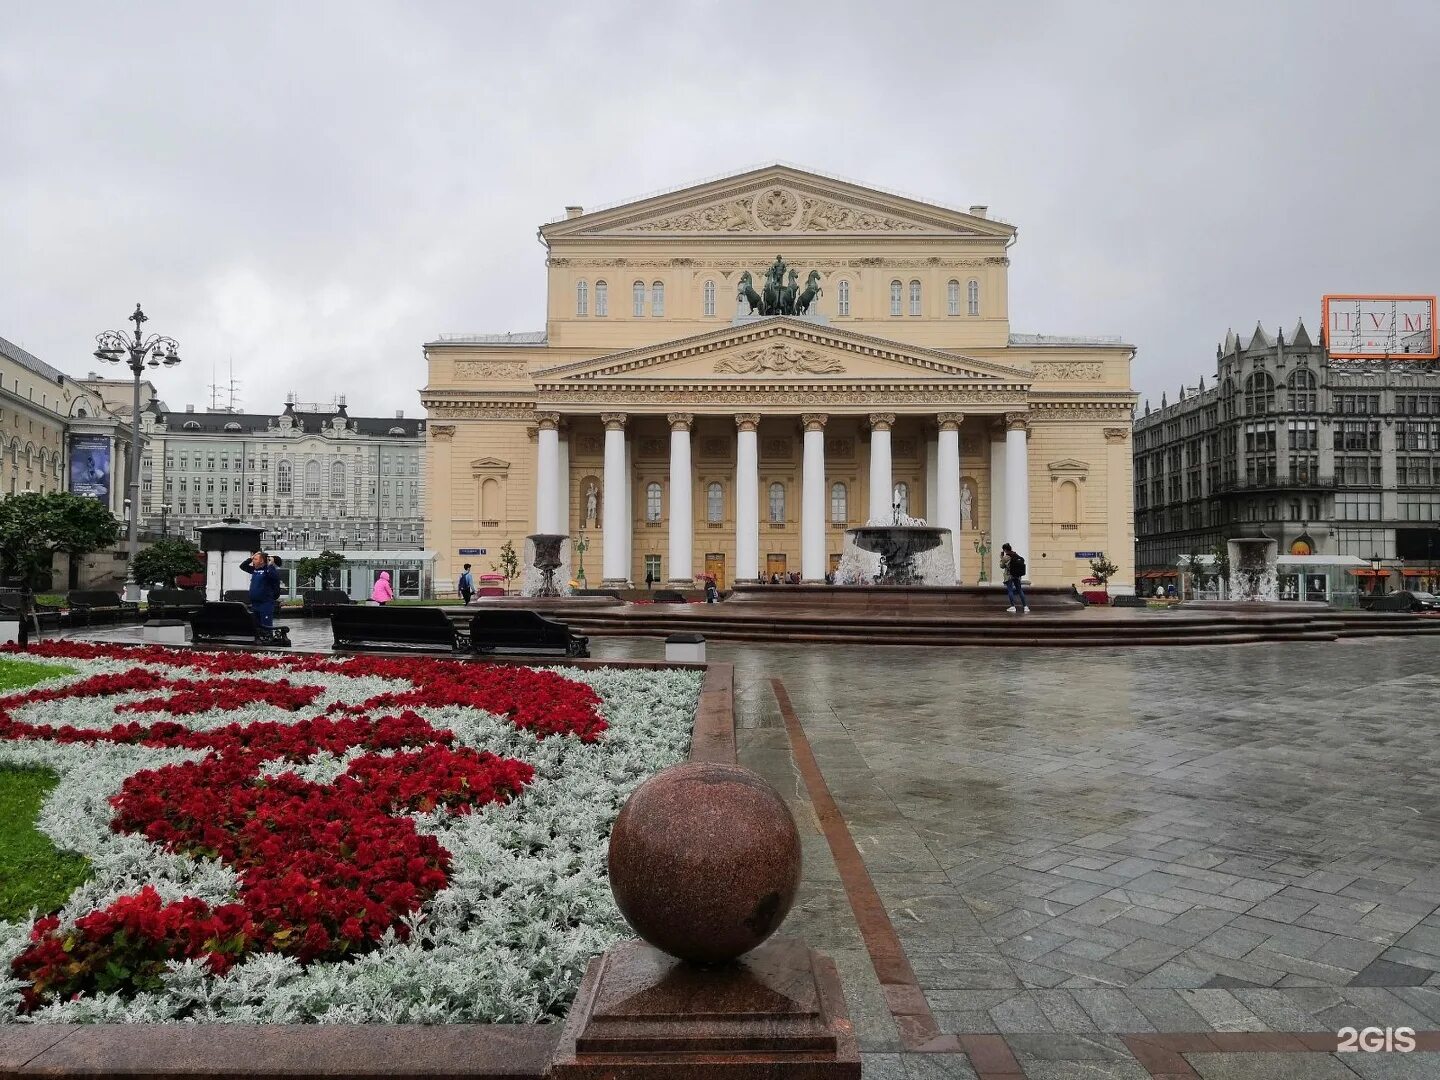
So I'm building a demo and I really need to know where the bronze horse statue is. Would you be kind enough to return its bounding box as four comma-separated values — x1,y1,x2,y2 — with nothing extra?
737,271,763,315
779,268,801,315
795,270,822,315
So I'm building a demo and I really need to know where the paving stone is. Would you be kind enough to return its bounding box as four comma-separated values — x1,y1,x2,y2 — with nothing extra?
1342,1053,1440,1080
988,991,1056,1033
900,1054,979,1080
1070,988,1156,1032
1187,1052,1360,1079
1125,988,1216,1032
1230,988,1331,1031
1175,988,1266,1031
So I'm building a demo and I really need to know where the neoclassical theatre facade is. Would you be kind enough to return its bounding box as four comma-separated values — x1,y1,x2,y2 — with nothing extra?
421,166,1137,590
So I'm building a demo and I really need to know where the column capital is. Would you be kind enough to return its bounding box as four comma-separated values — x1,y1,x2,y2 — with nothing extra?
734,413,761,432
534,411,561,431
667,412,694,432
1103,426,1131,443
601,412,629,431
526,425,539,442
868,412,896,432
429,424,456,441
801,413,828,432
1004,411,1032,433
936,411,965,431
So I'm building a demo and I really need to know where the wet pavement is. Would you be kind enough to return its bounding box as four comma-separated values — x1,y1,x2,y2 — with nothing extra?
52,624,1440,1077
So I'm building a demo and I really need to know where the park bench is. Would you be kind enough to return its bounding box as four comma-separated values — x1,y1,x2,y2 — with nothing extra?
301,589,355,617
475,586,506,599
0,590,61,636
189,601,292,647
331,605,466,653
66,590,140,626
222,589,251,603
468,609,589,658
652,589,688,604
146,589,206,619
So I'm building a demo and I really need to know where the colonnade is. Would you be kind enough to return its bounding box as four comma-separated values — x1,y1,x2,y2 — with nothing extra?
534,410,1031,586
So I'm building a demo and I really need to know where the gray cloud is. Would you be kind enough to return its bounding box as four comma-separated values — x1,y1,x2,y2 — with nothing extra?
2,1,1436,414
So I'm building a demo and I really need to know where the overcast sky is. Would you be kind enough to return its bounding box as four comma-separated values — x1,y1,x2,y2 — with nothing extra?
2,1,1436,416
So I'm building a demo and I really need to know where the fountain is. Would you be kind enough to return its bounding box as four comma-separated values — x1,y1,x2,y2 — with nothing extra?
1225,535,1278,602
522,533,570,598
839,503,956,586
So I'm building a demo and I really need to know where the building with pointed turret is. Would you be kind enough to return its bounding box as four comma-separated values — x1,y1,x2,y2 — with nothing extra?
1134,319,1440,595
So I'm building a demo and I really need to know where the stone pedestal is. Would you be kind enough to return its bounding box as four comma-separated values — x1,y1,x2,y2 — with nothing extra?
0,616,20,646
550,938,859,1079
665,633,706,663
143,619,190,645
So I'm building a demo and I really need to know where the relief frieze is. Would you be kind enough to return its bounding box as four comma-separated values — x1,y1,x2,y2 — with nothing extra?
454,360,529,380
1034,361,1104,381
714,342,845,375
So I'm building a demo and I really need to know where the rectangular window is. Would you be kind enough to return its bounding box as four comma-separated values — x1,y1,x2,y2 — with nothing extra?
644,554,661,583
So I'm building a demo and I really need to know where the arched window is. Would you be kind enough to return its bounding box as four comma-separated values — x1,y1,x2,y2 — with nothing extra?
1056,480,1079,524
1244,371,1275,414
909,280,922,316
890,280,902,316
894,482,910,515
575,279,589,316
595,280,608,317
1287,368,1317,412
707,481,723,523
830,481,847,523
768,482,786,523
481,478,500,519
633,281,646,317
967,279,979,316
947,280,960,316
837,280,851,316
651,281,665,316
304,459,321,497
330,459,345,498
277,460,293,496
703,280,716,317
646,482,663,523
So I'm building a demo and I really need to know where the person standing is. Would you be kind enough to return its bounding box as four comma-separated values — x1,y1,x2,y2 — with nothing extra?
999,543,1029,614
458,563,474,605
371,570,393,605
239,551,281,630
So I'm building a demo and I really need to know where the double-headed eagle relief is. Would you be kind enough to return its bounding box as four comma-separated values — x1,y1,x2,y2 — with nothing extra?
737,254,823,317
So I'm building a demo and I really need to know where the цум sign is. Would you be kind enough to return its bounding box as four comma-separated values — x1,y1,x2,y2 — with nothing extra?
458,548,487,555
1322,295,1438,359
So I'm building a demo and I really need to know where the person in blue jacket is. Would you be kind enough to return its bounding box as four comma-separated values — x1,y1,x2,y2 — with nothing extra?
239,550,281,629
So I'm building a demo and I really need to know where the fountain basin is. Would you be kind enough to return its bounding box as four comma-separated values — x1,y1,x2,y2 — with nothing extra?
843,524,951,586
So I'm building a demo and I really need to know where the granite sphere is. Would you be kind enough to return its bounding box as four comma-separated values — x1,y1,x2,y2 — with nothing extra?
608,761,801,965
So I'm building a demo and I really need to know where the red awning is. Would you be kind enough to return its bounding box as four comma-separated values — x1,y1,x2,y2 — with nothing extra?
1348,568,1392,577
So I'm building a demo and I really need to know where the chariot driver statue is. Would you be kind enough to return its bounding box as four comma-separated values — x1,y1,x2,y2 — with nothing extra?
765,254,789,297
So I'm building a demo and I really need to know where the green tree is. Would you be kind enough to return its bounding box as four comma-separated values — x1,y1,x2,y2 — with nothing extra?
492,540,521,593
1087,556,1120,586
0,492,120,592
131,537,204,589
295,550,347,590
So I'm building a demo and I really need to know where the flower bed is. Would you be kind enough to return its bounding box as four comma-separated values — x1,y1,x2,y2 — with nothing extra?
0,642,699,1023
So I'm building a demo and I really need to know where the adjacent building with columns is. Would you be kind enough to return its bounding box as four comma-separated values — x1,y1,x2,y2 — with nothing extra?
421,165,1137,590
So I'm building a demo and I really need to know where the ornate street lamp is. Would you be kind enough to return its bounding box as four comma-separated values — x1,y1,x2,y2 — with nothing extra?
94,304,180,602
1369,552,1385,596
573,530,590,587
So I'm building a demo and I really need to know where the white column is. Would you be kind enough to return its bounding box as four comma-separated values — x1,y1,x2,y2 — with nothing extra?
534,412,561,534
868,413,895,522
601,413,629,586
666,413,694,585
989,431,1007,582
1004,412,1031,564
555,433,570,539
802,413,827,582
622,439,633,584
937,413,963,579
925,436,939,524
735,414,760,583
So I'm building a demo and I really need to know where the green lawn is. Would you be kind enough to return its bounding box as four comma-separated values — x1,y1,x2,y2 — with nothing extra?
0,657,91,920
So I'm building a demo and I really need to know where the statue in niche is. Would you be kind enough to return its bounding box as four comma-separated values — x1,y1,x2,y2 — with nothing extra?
959,484,973,531
584,482,598,526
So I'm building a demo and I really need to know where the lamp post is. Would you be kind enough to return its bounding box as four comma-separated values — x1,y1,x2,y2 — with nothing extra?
93,304,180,603
1369,553,1384,597
573,530,589,587
159,503,172,540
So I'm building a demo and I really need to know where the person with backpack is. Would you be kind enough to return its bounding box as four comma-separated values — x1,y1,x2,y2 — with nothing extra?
458,563,474,605
1000,542,1030,614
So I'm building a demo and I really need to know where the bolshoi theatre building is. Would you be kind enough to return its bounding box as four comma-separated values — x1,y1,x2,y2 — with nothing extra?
420,165,1137,590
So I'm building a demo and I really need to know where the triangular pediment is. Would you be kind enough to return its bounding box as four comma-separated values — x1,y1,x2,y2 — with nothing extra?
533,318,1032,385
1047,458,1091,473
541,165,1014,240
469,457,510,470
